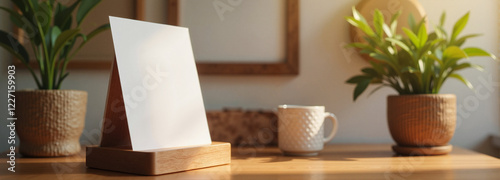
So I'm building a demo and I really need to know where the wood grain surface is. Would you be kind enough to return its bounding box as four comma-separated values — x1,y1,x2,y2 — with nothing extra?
1,144,500,179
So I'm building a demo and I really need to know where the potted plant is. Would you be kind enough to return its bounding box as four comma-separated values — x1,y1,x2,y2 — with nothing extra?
345,8,496,155
0,0,109,157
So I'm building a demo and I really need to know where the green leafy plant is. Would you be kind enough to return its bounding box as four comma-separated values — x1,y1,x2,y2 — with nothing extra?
345,7,496,101
0,0,109,89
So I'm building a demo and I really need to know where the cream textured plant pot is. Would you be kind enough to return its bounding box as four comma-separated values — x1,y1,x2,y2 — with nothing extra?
15,90,87,157
387,94,456,155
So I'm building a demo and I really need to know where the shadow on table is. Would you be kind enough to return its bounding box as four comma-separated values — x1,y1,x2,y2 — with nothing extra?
229,167,500,180
231,146,395,163
2,162,130,177
258,149,393,163
7,161,230,179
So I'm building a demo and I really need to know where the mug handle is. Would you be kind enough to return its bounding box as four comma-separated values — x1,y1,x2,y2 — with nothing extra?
323,112,339,143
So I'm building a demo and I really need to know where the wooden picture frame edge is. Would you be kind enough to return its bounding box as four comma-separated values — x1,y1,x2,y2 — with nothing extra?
167,0,299,75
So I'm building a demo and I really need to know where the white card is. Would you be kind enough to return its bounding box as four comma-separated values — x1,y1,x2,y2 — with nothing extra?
109,16,211,151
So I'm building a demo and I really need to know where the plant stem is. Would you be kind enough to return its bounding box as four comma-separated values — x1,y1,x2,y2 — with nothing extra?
27,1,52,89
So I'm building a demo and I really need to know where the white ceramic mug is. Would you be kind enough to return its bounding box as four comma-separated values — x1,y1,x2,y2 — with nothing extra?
278,105,338,156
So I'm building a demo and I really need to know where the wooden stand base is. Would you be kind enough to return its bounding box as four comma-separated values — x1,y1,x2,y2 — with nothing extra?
86,142,231,175
392,144,452,156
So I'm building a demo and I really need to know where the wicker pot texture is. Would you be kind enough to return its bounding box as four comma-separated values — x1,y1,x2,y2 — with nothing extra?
15,90,87,157
387,94,456,147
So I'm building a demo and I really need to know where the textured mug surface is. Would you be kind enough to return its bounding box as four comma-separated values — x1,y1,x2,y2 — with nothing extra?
278,105,338,156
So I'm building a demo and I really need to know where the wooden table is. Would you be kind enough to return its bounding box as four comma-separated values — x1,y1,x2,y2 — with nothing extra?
1,144,500,179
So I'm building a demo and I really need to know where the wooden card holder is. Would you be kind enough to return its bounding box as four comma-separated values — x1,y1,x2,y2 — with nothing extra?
86,142,231,175
86,60,231,175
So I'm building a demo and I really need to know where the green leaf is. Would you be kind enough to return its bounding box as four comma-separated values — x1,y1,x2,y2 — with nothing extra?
353,78,372,101
453,63,484,71
369,61,386,75
76,0,102,25
449,73,473,89
386,37,411,53
422,58,435,92
28,0,39,10
17,1,37,27
62,15,73,32
56,72,69,89
390,11,401,33
25,0,47,46
451,12,469,41
415,17,427,34
418,59,425,72
442,46,467,61
369,49,398,71
363,36,378,46
439,12,446,26
0,7,36,39
470,64,484,71
352,7,367,23
360,49,374,55
0,6,21,24
373,9,384,37
52,29,81,59
346,17,375,37
50,26,62,46
38,2,52,34
346,75,371,84
372,78,383,83
453,34,481,47
0,30,30,63
403,27,419,47
390,11,401,25
434,49,443,60
86,23,110,40
408,13,416,32
11,0,28,12
345,42,371,49
54,1,80,29
427,32,437,41
417,24,428,48
362,68,379,77
382,24,393,37
428,35,445,47
64,24,109,62
369,52,392,62
46,27,63,55
76,33,88,42
368,84,388,97
429,54,444,67
463,47,496,59
434,25,448,39
401,66,418,73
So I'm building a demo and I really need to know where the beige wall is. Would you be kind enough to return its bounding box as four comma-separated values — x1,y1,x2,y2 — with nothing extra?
1,0,499,155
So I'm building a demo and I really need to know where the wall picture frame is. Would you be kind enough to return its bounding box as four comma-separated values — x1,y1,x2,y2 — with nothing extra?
167,0,299,75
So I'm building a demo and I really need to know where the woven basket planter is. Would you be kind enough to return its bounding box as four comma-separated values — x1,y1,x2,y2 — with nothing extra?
15,90,87,157
387,94,456,155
